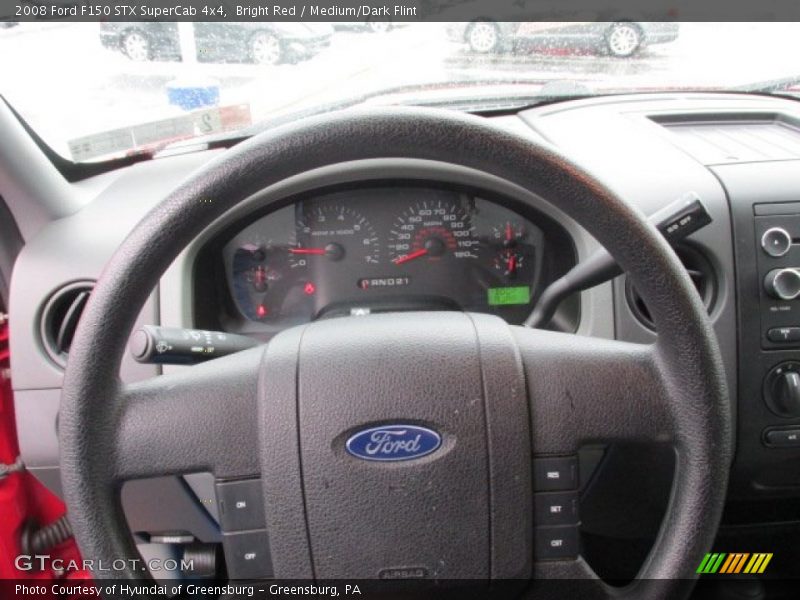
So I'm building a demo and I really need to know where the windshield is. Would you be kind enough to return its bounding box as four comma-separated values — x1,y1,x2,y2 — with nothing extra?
1,21,798,162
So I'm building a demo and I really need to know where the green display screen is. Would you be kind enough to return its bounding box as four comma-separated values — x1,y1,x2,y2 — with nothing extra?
487,286,531,306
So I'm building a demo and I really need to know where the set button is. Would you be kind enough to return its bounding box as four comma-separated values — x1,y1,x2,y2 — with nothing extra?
534,491,579,526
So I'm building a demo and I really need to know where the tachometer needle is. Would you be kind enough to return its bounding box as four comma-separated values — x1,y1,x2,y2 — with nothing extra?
393,248,428,265
289,247,326,255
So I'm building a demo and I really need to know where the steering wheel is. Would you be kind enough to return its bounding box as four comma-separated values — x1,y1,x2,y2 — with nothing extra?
60,108,731,599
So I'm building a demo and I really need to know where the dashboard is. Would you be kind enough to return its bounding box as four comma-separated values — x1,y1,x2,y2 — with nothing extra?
199,185,577,334
7,92,800,583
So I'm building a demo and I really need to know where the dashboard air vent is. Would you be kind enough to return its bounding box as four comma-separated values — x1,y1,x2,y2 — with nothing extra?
625,246,716,331
40,282,94,367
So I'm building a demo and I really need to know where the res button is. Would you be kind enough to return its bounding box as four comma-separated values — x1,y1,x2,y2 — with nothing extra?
533,456,578,491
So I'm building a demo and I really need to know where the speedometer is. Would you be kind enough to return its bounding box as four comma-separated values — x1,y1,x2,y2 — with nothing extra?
388,199,479,265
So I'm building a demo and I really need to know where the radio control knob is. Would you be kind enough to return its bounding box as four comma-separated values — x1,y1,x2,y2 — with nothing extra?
765,268,800,301
761,227,792,257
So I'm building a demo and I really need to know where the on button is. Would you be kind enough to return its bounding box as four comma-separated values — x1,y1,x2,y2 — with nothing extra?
215,479,266,532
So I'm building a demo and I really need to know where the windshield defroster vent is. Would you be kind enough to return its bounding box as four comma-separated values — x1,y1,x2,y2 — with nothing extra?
40,281,94,368
625,245,716,331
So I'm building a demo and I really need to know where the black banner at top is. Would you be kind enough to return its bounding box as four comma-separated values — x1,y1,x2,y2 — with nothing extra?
3,0,800,22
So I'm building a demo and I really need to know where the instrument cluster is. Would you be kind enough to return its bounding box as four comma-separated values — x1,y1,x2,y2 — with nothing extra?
215,186,570,332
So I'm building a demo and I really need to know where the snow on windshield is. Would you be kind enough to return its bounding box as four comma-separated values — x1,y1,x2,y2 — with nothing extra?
0,22,797,161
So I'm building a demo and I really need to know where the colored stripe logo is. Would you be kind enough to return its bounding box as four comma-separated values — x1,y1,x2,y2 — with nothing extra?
697,553,773,574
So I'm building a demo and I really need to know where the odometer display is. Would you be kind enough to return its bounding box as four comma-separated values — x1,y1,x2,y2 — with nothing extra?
488,286,531,306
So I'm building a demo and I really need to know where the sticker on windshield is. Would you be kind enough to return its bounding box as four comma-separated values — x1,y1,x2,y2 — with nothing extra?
67,104,251,162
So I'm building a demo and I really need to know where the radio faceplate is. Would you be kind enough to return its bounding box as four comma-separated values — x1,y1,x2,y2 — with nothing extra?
755,207,800,350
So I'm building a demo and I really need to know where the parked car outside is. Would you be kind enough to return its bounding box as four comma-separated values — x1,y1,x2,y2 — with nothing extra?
447,21,680,57
99,22,333,65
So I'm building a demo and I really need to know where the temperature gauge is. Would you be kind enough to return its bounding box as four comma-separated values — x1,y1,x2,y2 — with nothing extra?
491,221,530,280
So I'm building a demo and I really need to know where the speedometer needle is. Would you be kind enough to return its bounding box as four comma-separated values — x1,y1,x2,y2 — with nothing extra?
393,248,428,265
289,247,326,255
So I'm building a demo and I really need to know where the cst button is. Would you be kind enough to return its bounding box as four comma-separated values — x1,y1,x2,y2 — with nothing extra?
533,456,578,491
535,526,580,560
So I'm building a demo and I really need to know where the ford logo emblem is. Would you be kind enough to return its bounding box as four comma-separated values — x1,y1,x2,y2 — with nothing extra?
345,424,442,462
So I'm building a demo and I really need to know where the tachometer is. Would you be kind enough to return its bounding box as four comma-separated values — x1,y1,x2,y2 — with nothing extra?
289,203,379,267
388,199,478,265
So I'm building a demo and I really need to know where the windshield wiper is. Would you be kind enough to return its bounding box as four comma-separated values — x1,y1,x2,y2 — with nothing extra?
734,75,800,96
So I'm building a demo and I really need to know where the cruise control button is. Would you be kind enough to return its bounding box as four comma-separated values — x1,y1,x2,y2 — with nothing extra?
767,327,800,343
534,526,580,560
534,491,579,526
215,479,266,532
533,456,578,491
222,530,273,580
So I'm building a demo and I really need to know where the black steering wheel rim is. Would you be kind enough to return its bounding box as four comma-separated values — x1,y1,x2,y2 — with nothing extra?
60,107,731,599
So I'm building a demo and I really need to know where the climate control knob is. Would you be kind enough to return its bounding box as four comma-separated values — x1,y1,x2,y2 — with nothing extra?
764,362,800,418
764,268,800,301
761,227,792,257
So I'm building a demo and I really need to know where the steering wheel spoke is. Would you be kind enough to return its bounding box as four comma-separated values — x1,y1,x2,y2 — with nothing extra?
513,328,672,453
111,347,263,482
